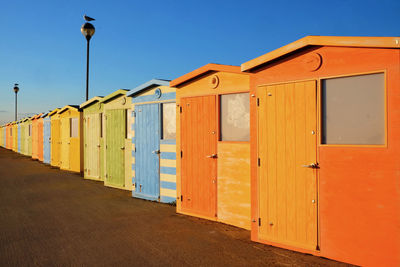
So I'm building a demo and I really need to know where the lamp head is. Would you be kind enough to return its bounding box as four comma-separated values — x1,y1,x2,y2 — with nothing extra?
13,83,19,94
81,22,95,41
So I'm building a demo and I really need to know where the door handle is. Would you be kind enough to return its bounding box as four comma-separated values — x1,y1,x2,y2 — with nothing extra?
301,163,319,169
120,147,125,150
152,150,160,154
206,154,217,158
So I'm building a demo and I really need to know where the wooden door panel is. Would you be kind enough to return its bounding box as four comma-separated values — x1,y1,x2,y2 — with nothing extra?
134,104,160,200
60,117,70,170
86,114,100,178
181,96,217,218
258,80,318,250
106,109,125,187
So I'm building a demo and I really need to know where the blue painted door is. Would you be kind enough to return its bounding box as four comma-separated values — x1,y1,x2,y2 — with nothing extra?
133,103,160,201
18,124,21,152
43,118,51,164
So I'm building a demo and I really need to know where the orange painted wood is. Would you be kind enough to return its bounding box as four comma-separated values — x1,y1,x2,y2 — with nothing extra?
249,45,400,266
170,63,242,87
242,36,400,72
257,81,317,250
181,95,217,218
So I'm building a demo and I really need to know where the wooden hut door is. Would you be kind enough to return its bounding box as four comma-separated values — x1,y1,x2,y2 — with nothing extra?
134,104,160,200
181,96,217,218
85,114,100,178
60,117,70,170
257,81,318,251
43,120,51,163
51,119,60,166
105,109,126,188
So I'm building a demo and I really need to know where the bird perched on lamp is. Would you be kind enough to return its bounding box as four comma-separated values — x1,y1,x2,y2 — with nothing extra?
83,15,95,21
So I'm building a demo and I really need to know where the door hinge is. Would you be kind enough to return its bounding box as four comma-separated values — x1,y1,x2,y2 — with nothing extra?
258,158,260,166
180,150,183,158
257,98,260,106
258,218,261,226
180,195,183,201
180,106,182,113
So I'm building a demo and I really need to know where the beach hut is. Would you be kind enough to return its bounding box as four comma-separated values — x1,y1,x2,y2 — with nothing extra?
126,79,177,203
170,64,251,229
12,122,18,152
6,123,12,149
3,126,6,148
17,121,21,153
31,114,42,159
58,105,83,173
0,126,3,147
36,114,45,161
80,96,104,181
101,90,132,190
43,113,51,164
19,119,26,155
240,36,400,266
26,117,32,156
49,108,61,167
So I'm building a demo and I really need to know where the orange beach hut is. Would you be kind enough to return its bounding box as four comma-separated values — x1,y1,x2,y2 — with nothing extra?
170,64,252,230
241,36,400,266
31,114,42,160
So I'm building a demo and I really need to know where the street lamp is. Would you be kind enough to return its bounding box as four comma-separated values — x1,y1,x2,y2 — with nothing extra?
81,22,95,101
13,83,19,121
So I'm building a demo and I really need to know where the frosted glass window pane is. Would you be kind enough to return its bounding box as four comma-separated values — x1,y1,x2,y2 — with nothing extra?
220,93,250,141
162,103,176,140
70,118,78,138
321,73,385,145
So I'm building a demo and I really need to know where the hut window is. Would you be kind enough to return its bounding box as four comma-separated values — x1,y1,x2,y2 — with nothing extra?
220,93,250,141
70,118,79,138
28,125,31,136
10,128,12,136
100,113,103,138
321,73,385,145
162,102,176,140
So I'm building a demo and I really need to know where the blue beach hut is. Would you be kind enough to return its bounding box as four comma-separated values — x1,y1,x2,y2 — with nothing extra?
43,113,51,164
127,79,177,203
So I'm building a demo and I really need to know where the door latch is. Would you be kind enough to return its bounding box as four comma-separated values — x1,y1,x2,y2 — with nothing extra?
206,154,217,158
152,150,160,154
301,163,319,169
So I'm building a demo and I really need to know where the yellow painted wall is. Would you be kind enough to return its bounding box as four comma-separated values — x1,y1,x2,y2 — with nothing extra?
217,142,251,230
59,108,82,173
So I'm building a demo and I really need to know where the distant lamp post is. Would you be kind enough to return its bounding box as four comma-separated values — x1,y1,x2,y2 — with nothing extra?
13,83,19,121
81,22,95,101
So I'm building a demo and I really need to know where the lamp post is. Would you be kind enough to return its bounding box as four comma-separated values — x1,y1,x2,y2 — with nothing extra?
13,83,19,121
81,22,95,101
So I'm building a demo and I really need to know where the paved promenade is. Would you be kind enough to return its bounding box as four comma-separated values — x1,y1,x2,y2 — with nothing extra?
0,148,350,266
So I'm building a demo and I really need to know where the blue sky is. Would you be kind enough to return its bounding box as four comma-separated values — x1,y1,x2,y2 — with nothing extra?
0,0,399,124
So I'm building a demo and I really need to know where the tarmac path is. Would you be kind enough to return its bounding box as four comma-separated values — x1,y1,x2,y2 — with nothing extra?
0,148,351,266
